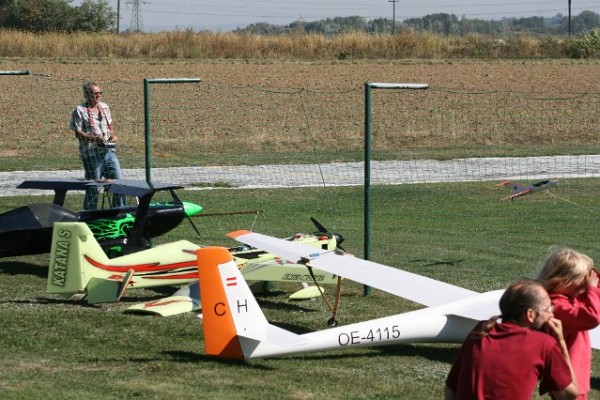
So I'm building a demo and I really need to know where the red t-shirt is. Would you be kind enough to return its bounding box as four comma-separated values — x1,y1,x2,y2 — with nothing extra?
551,287,600,397
446,321,573,400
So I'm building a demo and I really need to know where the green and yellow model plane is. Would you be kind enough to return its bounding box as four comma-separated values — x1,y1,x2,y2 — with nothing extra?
48,221,343,317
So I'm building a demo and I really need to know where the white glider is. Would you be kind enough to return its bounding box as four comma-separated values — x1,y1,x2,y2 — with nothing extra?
196,230,600,360
195,231,503,360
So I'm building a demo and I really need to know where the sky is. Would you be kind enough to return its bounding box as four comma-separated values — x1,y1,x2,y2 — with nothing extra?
72,0,600,32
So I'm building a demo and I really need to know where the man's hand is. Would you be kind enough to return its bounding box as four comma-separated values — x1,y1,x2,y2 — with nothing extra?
544,317,565,343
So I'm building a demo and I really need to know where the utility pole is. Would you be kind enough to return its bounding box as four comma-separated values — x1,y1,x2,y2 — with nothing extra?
389,0,399,34
568,0,572,36
116,0,120,33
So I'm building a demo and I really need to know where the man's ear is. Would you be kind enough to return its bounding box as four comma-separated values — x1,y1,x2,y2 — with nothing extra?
525,308,536,324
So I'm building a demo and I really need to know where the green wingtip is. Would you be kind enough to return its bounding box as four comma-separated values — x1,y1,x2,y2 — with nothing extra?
182,201,203,217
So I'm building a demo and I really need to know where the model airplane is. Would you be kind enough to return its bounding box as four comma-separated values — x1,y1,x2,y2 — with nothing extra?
195,231,512,360
47,222,341,316
496,179,558,200
0,178,202,258
198,230,600,360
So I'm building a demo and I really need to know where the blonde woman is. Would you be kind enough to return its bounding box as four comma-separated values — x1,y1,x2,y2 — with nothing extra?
537,247,600,400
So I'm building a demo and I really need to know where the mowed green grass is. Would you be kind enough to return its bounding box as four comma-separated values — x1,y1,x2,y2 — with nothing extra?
2,182,600,399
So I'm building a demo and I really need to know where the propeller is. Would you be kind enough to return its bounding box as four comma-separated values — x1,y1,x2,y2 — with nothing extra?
310,217,345,252
169,189,202,238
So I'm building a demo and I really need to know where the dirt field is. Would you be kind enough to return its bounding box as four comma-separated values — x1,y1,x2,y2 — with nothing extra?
1,58,599,170
0,58,597,90
1,58,596,90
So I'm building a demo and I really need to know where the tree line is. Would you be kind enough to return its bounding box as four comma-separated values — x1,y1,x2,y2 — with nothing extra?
238,12,600,37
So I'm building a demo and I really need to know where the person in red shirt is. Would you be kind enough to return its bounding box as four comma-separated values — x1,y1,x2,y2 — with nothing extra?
537,247,600,400
445,279,578,400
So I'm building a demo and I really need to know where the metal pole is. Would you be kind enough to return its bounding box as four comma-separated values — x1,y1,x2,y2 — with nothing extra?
389,0,399,34
568,0,572,36
144,79,151,184
363,82,428,296
364,83,372,296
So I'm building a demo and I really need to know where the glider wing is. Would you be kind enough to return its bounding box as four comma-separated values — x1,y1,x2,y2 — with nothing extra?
227,230,477,307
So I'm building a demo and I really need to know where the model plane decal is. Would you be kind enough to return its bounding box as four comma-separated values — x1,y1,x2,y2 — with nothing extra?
142,272,199,280
84,254,196,272
83,256,160,271
143,299,193,307
496,179,558,200
125,286,200,317
194,232,600,361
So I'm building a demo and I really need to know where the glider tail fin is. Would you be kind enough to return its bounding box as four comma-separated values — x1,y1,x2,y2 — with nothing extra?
197,246,248,360
197,246,305,360
47,222,111,298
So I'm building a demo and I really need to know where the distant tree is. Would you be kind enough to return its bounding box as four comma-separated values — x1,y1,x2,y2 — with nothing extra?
368,18,392,34
566,10,600,34
404,13,460,35
302,16,367,35
0,0,114,32
237,16,368,36
511,16,548,34
1,0,74,31
72,0,115,32
234,21,290,35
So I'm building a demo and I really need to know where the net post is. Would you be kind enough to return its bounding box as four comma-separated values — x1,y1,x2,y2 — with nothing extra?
363,82,428,296
143,78,201,186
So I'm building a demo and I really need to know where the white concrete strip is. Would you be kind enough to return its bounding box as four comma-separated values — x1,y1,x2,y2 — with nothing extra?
2,155,600,197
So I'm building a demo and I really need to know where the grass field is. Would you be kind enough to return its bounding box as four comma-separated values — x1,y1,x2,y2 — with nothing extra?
2,182,600,399
1,55,600,398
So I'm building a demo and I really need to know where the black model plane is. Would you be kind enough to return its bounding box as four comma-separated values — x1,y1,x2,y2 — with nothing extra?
0,178,202,258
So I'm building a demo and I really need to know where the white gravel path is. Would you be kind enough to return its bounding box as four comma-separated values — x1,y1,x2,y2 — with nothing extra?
2,155,600,197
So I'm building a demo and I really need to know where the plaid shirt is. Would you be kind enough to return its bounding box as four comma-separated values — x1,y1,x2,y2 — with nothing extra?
70,101,113,158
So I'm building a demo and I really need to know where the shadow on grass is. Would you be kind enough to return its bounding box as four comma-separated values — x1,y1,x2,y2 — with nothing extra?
167,343,460,365
0,260,47,278
375,343,459,363
161,350,275,370
280,343,459,363
408,259,464,267
256,298,319,313
0,297,103,310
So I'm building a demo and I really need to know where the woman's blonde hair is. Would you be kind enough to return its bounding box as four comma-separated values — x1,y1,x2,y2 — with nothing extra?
536,247,594,292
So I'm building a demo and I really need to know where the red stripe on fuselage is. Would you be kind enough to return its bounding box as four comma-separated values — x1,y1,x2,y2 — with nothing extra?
143,272,199,280
84,255,196,273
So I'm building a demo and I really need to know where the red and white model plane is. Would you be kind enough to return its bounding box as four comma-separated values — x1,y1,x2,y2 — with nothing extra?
496,179,558,200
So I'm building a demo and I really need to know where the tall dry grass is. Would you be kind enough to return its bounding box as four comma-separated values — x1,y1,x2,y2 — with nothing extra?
0,29,592,60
